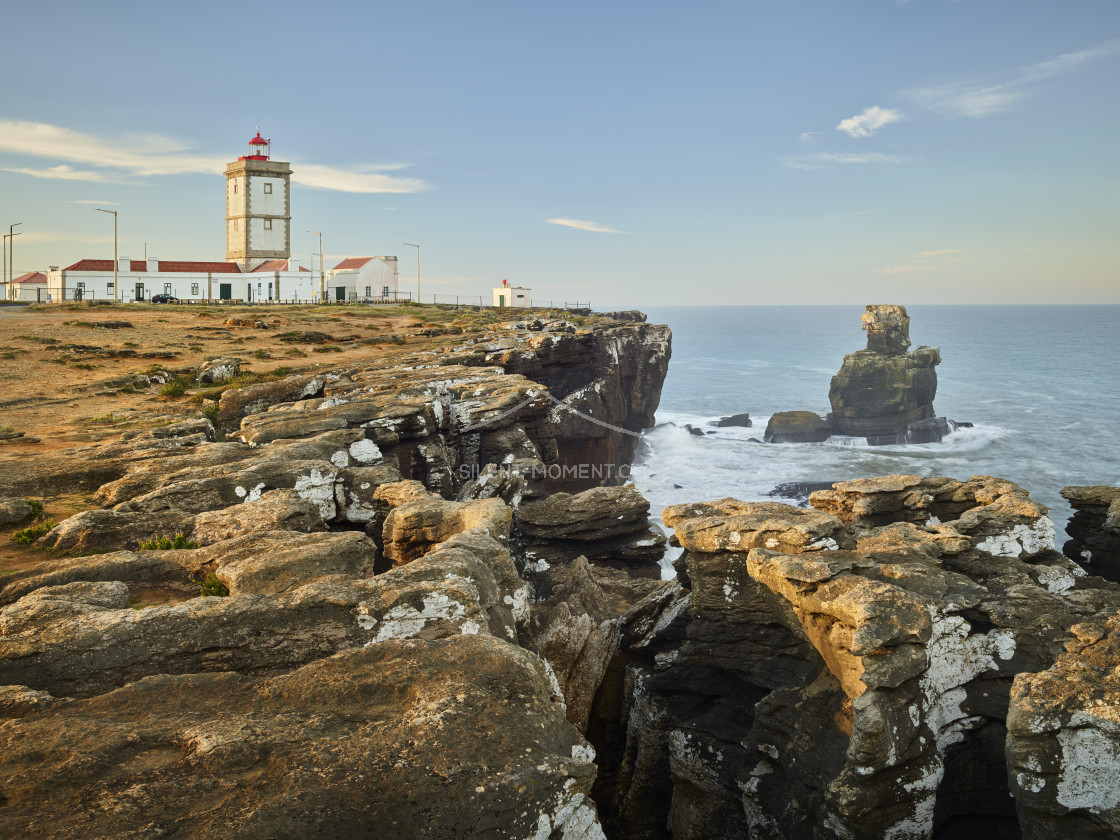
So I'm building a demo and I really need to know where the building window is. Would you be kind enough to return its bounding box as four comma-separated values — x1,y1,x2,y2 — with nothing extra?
76,281,85,289
365,286,371,298
107,281,114,291
382,286,389,298
264,219,272,230
233,182,237,194
164,283,172,293
233,219,238,231
263,183,272,194
191,283,199,295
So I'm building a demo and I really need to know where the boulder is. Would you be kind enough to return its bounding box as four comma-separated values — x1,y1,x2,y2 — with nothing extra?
662,498,846,554
0,637,606,839
828,304,942,439
763,411,832,443
715,412,752,428
516,485,652,542
195,356,240,384
0,497,34,526
382,496,511,566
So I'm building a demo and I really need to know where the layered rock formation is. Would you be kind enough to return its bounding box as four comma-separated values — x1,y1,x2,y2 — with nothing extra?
1061,485,1120,582
0,316,671,839
591,474,1120,840
828,304,945,444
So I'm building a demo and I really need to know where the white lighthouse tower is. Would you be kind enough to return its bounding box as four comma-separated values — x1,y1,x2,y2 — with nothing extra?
225,131,292,270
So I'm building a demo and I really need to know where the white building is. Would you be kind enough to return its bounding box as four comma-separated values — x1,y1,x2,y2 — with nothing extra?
2,271,48,302
247,259,319,302
325,257,399,302
226,133,293,271
493,281,531,308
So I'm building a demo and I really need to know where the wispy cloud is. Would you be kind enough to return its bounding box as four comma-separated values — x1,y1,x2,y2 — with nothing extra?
1,164,112,182
545,217,633,234
876,248,967,275
781,152,905,171
836,106,903,138
797,131,820,147
906,38,1120,118
0,120,427,194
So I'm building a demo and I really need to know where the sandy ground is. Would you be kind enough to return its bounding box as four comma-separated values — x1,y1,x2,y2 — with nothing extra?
0,300,485,583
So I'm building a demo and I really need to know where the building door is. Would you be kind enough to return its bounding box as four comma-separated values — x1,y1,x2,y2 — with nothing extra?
335,286,346,302
135,283,145,301
219,283,232,301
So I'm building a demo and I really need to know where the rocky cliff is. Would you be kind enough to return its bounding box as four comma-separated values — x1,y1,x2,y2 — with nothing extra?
0,315,671,839
828,304,946,443
592,475,1120,840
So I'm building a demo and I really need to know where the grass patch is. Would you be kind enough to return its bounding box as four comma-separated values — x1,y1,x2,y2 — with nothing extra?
15,335,60,344
199,403,221,425
0,352,15,360
11,519,56,545
124,341,139,348
284,347,308,357
251,349,270,359
88,412,118,423
138,533,199,551
312,345,343,353
26,500,44,518
72,362,97,370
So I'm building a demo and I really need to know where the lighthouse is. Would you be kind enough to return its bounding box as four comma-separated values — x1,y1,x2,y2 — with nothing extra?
225,131,292,270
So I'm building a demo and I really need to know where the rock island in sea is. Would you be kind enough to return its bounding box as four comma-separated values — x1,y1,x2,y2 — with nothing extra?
0,302,1118,839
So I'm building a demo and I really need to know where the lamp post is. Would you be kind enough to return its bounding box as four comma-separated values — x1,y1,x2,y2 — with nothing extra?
308,230,323,302
95,209,118,301
7,223,22,301
403,242,420,303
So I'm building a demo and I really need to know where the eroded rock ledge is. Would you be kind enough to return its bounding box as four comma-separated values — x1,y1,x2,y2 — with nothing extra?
593,474,1120,840
0,317,671,839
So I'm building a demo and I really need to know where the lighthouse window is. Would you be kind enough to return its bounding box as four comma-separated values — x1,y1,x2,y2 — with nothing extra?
263,183,272,194
232,182,237,194
233,220,238,230
264,220,273,230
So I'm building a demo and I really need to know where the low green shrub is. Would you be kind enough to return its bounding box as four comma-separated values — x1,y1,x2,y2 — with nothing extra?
195,571,229,597
11,519,56,545
137,533,199,551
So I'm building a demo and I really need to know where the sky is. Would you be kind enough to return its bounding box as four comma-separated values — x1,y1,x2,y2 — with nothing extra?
1,0,1118,307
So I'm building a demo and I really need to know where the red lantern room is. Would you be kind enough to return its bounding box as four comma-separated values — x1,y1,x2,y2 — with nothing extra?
240,132,270,161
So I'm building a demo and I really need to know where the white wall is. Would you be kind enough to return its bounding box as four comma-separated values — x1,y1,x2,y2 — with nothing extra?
250,217,286,252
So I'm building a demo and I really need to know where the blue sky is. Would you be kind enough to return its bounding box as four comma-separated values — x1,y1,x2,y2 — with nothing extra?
1,0,1117,306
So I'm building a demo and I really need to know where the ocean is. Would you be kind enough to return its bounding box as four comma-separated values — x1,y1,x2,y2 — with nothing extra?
629,305,1120,570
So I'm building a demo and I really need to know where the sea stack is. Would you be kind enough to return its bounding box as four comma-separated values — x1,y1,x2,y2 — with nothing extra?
827,304,947,444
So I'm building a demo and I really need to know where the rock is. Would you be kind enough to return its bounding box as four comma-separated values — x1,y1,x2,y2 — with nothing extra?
599,475,1120,840
662,498,846,554
763,410,832,443
715,412,752,428
1061,485,1120,582
191,490,328,544
0,684,55,719
0,551,192,607
195,355,241,384
0,497,34,526
683,424,705,436
516,486,652,542
525,557,624,732
216,371,329,430
0,637,606,839
1007,611,1120,839
601,310,647,323
382,496,511,566
37,508,198,554
766,480,837,505
866,415,952,446
828,304,942,439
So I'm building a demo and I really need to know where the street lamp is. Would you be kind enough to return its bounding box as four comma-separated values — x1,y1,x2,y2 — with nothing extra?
403,242,420,303
6,223,22,301
308,230,323,302
95,209,118,302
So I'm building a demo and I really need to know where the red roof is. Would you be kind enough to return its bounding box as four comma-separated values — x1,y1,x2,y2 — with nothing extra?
331,257,375,270
12,271,46,284
251,260,309,273
249,133,268,146
63,260,242,274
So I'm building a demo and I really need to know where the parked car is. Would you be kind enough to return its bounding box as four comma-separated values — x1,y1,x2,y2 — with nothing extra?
150,294,178,304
